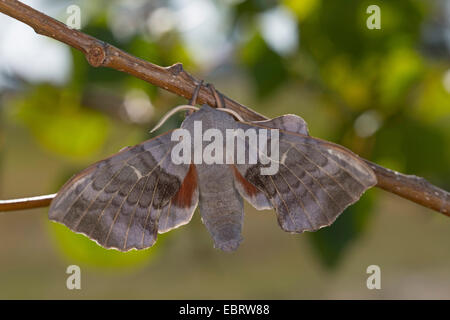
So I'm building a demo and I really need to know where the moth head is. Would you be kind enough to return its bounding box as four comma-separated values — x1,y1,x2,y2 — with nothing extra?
150,104,244,133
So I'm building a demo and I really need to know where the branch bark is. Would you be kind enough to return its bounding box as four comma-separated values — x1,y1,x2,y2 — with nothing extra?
0,0,448,217
0,194,55,212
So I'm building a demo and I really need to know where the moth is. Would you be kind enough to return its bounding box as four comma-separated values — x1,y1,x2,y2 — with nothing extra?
49,104,377,252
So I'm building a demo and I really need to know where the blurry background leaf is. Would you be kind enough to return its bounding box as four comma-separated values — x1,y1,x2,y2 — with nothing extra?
308,191,376,269
47,221,161,270
283,0,320,21
373,116,450,187
378,47,424,109
8,84,109,159
239,33,288,98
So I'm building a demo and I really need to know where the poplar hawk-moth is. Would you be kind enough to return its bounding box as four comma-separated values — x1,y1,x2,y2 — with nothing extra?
49,105,377,252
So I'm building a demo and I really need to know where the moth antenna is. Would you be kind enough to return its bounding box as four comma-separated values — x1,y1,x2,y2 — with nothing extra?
216,108,244,122
150,105,199,133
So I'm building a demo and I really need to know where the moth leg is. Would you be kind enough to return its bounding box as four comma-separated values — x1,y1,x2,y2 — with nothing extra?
186,80,204,116
207,83,226,109
207,83,245,121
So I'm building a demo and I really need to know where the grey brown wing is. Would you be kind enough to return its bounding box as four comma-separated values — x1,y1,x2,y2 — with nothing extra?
49,132,198,251
234,118,377,233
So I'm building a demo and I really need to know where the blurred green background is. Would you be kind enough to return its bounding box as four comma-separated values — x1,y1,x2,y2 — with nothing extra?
0,0,449,299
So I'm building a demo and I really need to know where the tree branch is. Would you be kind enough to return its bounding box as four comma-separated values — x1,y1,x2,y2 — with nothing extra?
0,0,265,122
365,161,448,216
0,0,448,217
0,194,55,212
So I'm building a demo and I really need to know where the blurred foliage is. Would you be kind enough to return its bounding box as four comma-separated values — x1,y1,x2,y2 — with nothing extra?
309,191,376,269
10,84,109,159
1,0,449,270
240,33,289,98
48,221,160,270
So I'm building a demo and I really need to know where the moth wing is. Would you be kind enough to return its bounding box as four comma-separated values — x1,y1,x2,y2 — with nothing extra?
49,131,198,251
234,119,377,233
232,164,272,210
158,164,199,234
232,114,310,210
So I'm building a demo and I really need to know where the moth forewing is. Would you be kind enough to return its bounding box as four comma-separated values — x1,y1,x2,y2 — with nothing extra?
48,131,196,252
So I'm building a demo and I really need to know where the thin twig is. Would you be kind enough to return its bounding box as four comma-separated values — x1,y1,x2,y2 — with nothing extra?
0,0,448,216
365,161,449,216
0,194,56,212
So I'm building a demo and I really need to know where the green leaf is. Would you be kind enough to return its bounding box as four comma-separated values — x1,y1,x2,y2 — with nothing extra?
235,0,278,15
240,33,288,98
378,47,424,108
283,0,320,21
373,116,449,183
10,84,109,159
47,220,162,270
